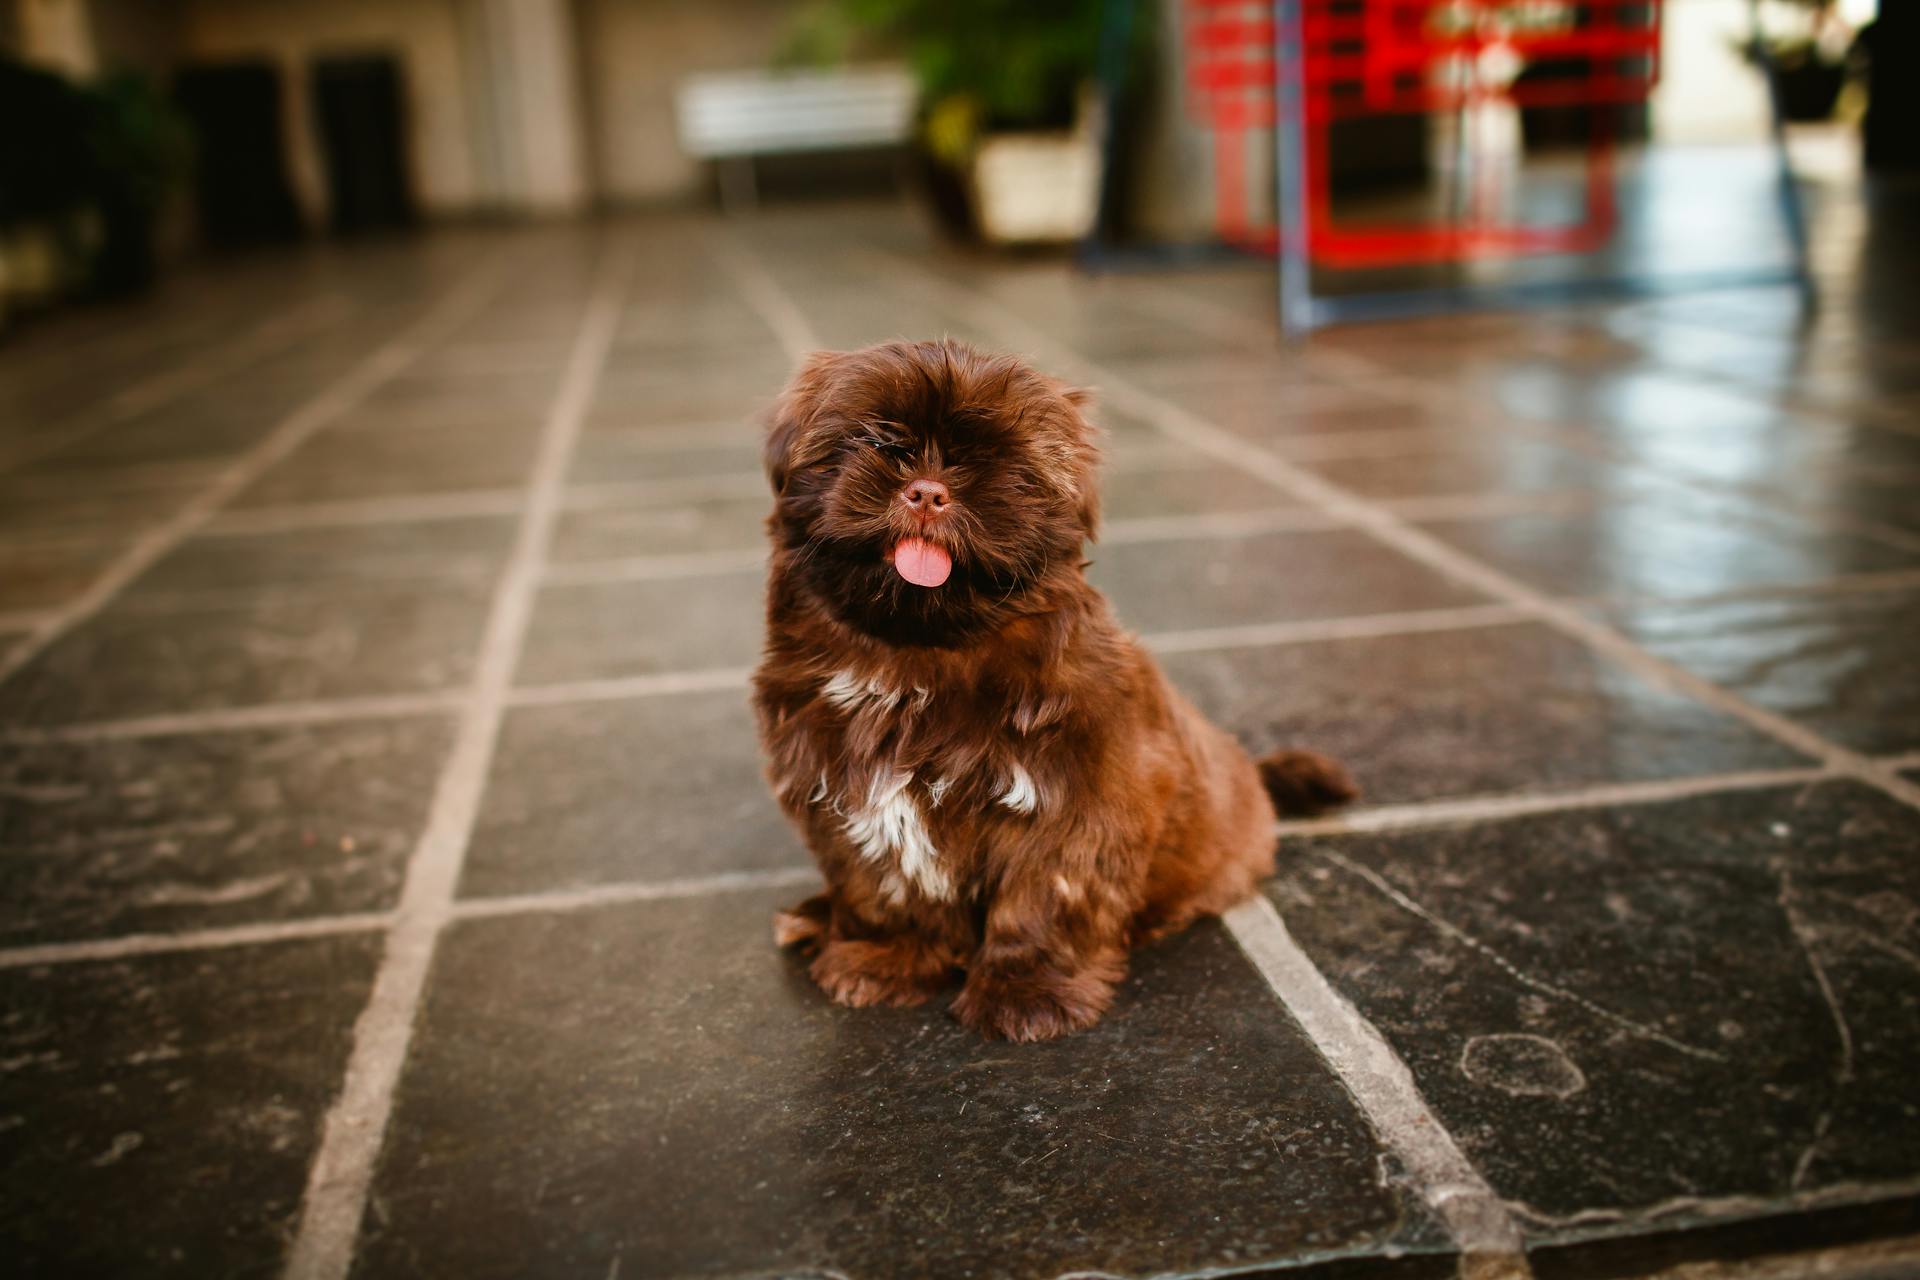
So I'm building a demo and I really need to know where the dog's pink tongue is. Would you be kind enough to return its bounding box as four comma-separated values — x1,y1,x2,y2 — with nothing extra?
892,537,952,588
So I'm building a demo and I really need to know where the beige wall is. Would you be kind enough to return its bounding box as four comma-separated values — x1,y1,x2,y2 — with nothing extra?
176,0,481,220
14,0,98,75
574,0,791,203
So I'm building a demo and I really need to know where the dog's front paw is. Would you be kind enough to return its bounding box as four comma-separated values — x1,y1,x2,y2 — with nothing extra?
772,893,832,952
810,937,953,1009
950,965,1118,1042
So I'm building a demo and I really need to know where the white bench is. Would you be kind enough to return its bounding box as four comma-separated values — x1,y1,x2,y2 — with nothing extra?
674,65,918,209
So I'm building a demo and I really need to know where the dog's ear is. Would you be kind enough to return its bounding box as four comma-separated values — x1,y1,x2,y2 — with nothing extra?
1057,383,1104,539
765,350,844,495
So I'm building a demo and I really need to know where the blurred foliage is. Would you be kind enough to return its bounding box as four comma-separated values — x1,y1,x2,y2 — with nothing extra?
778,0,1127,132
86,72,195,217
0,58,191,227
0,56,192,295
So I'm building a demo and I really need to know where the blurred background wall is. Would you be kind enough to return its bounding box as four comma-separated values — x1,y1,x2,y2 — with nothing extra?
0,0,1903,323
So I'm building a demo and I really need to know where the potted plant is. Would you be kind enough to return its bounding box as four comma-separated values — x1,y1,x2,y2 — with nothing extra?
80,72,193,296
0,57,192,325
1741,0,1851,123
782,0,1143,245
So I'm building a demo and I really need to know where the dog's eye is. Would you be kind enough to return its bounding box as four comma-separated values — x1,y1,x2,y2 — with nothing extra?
855,431,913,459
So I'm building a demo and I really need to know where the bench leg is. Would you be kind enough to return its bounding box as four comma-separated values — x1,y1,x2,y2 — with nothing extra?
717,157,757,213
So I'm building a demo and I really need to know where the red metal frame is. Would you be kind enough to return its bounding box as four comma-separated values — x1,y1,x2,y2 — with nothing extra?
1183,0,1663,268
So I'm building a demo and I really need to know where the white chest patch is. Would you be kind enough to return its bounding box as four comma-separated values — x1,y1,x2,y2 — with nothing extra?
823,669,900,713
842,770,952,902
998,763,1040,814
821,670,931,717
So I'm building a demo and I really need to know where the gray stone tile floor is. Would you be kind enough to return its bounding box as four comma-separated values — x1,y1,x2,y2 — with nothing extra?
2,195,1918,1279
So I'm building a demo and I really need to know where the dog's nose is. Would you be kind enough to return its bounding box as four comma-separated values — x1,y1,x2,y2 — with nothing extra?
900,478,951,516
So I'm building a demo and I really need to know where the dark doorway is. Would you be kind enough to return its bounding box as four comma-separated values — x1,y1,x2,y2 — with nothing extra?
173,61,304,249
310,53,417,236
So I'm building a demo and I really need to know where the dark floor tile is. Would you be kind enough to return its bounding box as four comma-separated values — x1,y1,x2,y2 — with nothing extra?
1102,460,1309,519
1560,409,1920,509
587,386,771,429
231,421,541,508
1774,465,1920,536
0,716,449,945
1416,494,1918,602
0,581,492,726
363,370,559,413
0,469,206,542
461,695,796,896
0,935,381,1277
124,517,515,601
1605,585,1920,757
356,890,1450,1279
1526,1195,1920,1280
595,361,794,404
1091,528,1487,636
28,385,320,472
0,538,121,612
1161,622,1806,804
1493,365,1812,441
1145,377,1416,440
515,570,762,686
550,494,764,561
1290,436,1628,501
1267,782,1920,1238
567,434,762,486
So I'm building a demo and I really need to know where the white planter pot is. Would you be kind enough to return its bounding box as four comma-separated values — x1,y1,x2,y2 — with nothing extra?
968,100,1103,245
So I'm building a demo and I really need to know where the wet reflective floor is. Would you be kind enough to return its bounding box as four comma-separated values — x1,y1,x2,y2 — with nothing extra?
2,182,1919,1279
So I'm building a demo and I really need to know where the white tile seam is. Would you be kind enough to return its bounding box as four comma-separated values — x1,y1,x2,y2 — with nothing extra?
1222,895,1526,1260
0,912,396,971
281,237,635,1280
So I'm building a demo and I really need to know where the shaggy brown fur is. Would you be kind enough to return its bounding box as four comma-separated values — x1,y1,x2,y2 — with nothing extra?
752,339,1356,1041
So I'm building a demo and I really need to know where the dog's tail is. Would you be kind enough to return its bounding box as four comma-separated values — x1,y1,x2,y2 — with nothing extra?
1257,749,1359,817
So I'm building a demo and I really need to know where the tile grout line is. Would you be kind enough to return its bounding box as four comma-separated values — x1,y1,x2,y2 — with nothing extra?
0,292,354,474
861,249,1920,820
448,867,823,921
1144,602,1533,654
204,489,529,536
718,232,1532,1276
0,912,395,971
0,691,465,745
0,609,55,633
281,236,634,1280
504,666,755,708
0,247,517,690
707,233,818,365
0,765,1850,976
1271,766,1838,838
1221,894,1525,1263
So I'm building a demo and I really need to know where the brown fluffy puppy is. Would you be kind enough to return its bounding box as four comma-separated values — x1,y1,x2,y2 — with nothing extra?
753,339,1355,1041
